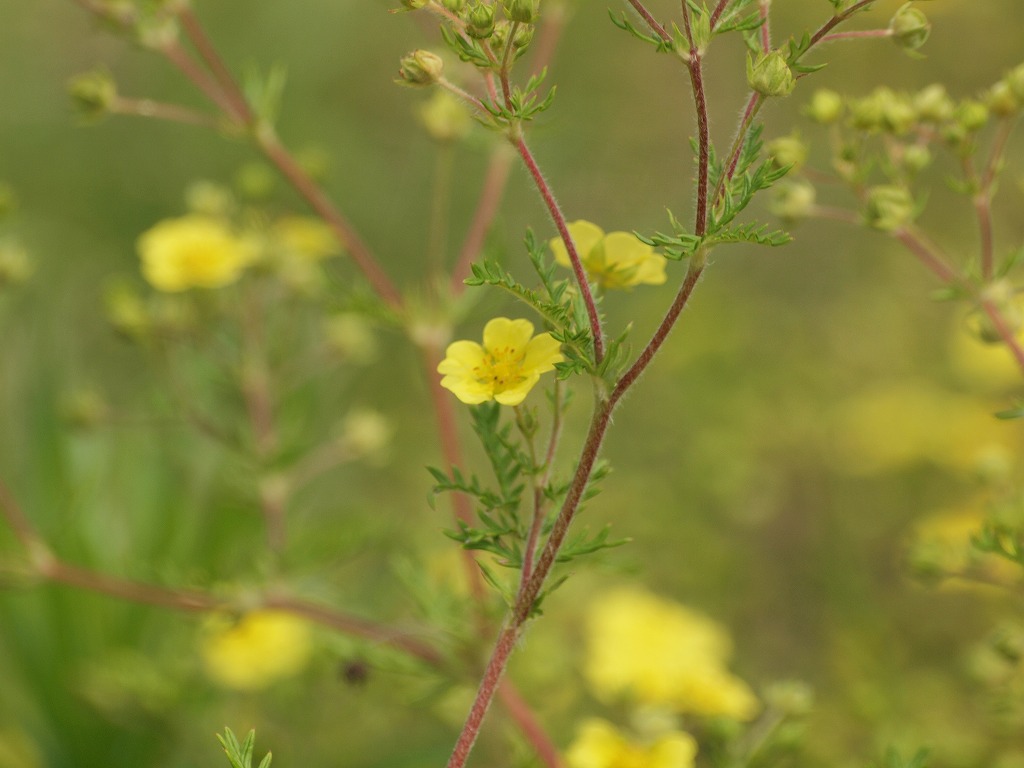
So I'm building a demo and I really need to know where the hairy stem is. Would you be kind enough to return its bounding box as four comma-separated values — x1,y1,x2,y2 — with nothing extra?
514,135,605,363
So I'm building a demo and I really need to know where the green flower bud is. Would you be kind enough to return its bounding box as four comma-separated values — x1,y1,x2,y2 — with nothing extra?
185,180,234,217
764,681,814,718
901,144,932,174
68,69,118,122
503,0,538,24
913,83,954,123
987,80,1020,118
1006,63,1024,101
877,88,917,134
746,51,796,98
60,388,110,432
956,99,989,132
805,88,843,124
465,3,496,38
401,0,429,8
104,279,151,341
417,90,473,143
0,242,31,288
766,134,808,173
770,180,816,222
234,162,276,201
442,0,466,10
864,185,916,231
398,50,445,86
889,3,930,51
849,93,886,132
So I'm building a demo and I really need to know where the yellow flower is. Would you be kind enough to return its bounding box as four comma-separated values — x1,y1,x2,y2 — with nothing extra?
137,215,255,292
437,317,563,406
272,215,342,261
831,382,1015,476
549,221,667,290
584,588,759,720
199,610,312,691
566,719,697,768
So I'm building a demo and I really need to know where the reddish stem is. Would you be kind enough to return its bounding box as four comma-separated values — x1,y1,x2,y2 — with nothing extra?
452,149,514,292
627,0,672,42
514,136,605,363
257,129,403,309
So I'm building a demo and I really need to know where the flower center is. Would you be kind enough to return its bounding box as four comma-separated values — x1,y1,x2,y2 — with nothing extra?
474,345,525,393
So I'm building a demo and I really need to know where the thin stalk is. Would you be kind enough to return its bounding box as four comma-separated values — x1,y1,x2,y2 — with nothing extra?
452,147,514,292
977,118,1016,280
159,40,243,121
627,0,672,42
758,0,771,52
514,135,605,363
807,0,876,49
428,145,455,279
819,28,892,43
709,0,732,29
177,6,256,123
111,97,221,128
257,128,403,309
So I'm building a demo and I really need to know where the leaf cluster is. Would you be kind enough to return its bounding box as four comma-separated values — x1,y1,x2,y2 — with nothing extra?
639,125,791,260
218,729,272,768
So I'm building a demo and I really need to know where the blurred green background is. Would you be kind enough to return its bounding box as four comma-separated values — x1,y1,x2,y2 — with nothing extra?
2,1,1024,767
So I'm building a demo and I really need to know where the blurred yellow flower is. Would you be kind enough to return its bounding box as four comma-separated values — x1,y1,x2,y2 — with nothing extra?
831,382,1015,476
949,320,1024,394
584,588,759,720
910,503,1021,590
549,221,667,290
138,215,255,292
566,718,697,768
437,317,563,406
200,610,312,691
272,215,342,261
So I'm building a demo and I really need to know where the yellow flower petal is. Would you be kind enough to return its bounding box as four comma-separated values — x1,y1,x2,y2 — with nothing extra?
549,220,605,268
522,332,563,374
138,215,254,292
483,317,535,353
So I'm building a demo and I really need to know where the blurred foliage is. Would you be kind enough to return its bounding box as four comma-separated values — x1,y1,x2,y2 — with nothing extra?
2,1,1024,767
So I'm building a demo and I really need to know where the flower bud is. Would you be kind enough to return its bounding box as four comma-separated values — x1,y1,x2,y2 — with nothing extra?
0,242,31,288
441,0,466,10
770,180,816,222
398,50,445,86
401,0,429,8
987,80,1020,118
747,51,796,98
234,162,276,201
805,88,843,124
955,99,989,132
339,409,393,463
913,83,954,123
103,279,150,341
417,90,473,143
68,69,118,122
503,0,538,24
863,185,916,231
60,388,110,431
901,144,932,174
185,180,234,217
1006,63,1024,102
764,681,814,718
766,134,808,173
889,3,930,51
465,3,496,38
